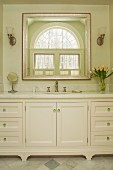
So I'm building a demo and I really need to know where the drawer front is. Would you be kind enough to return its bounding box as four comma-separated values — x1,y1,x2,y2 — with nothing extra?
0,132,22,146
0,118,22,132
91,117,113,131
91,102,113,116
0,103,22,117
91,132,113,146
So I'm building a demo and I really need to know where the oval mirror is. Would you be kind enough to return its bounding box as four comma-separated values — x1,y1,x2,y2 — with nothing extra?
22,13,91,80
7,72,18,93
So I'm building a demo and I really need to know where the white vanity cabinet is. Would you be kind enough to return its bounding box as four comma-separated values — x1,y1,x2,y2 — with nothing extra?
0,102,23,146
0,94,113,161
25,101,88,147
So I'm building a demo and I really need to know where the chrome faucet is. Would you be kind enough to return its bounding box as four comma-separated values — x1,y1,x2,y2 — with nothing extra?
55,80,59,92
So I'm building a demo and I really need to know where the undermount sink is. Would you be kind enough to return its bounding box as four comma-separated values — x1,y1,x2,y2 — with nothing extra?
36,90,82,94
43,92,72,94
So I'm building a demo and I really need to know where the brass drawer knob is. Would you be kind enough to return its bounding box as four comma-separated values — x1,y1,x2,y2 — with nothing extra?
107,122,110,126
3,138,6,141
107,137,110,141
57,109,60,112
3,123,6,127
53,109,56,112
107,108,110,112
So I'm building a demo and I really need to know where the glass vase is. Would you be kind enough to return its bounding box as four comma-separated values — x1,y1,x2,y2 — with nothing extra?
99,79,106,92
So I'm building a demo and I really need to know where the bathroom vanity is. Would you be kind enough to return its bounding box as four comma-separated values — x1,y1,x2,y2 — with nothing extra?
0,92,113,161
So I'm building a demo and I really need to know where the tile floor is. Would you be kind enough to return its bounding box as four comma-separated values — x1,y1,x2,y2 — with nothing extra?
0,155,113,170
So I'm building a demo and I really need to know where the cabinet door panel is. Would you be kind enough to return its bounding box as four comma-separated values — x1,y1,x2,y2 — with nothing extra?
57,102,87,146
26,103,56,146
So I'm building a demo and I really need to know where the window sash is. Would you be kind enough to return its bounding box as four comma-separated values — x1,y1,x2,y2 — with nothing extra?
33,51,82,77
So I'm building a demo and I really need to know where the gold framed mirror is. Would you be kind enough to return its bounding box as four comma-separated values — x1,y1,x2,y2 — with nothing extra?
22,13,91,80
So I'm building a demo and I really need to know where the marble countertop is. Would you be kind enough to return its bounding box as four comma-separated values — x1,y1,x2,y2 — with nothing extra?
0,91,113,99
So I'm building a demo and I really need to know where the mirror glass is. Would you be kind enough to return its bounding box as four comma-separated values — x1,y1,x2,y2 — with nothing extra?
22,13,91,80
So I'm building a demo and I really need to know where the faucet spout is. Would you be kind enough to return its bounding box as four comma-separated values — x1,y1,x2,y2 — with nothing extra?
55,80,59,92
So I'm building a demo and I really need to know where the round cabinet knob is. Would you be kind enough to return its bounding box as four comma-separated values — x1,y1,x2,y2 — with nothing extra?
107,108,110,112
57,109,60,112
107,122,110,126
107,137,110,141
3,108,6,112
53,109,56,112
3,123,6,127
3,138,6,141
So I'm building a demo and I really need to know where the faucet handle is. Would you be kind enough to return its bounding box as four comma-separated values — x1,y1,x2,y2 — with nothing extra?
63,87,66,92
47,87,50,92
55,80,58,84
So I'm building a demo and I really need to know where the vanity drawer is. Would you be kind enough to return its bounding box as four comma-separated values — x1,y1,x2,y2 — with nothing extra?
91,102,113,116
0,118,22,132
0,132,22,146
0,103,22,117
91,117,113,131
91,132,113,146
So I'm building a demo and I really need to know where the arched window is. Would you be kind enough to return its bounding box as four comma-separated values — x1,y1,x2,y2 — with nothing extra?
34,27,80,49
30,25,84,77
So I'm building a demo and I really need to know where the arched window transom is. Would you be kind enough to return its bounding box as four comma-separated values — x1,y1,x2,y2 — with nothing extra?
34,27,79,49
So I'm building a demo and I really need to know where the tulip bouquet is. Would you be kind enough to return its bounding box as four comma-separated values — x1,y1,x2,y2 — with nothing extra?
90,66,113,91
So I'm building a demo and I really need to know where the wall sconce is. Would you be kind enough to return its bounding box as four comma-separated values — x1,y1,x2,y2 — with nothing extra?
97,34,105,46
6,27,16,46
97,27,106,46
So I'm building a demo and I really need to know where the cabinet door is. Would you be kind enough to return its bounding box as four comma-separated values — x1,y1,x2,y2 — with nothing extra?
57,102,88,146
26,102,56,146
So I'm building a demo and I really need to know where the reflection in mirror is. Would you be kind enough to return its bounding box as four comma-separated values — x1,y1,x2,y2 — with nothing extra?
22,13,91,80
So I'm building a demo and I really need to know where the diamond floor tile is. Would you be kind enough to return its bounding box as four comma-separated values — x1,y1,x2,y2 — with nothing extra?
44,159,60,170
